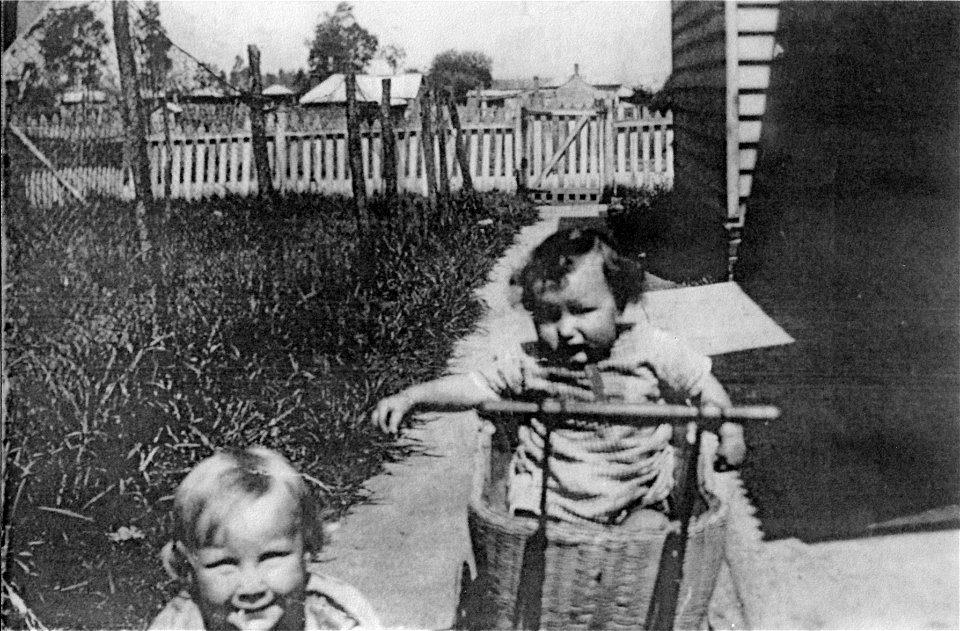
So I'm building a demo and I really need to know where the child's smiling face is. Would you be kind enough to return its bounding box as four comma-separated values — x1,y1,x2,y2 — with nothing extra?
186,490,307,631
532,250,620,365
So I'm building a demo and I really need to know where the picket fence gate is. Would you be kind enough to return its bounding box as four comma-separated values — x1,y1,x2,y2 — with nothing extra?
13,105,673,209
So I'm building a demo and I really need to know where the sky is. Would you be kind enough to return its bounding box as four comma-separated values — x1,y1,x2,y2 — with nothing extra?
157,1,673,88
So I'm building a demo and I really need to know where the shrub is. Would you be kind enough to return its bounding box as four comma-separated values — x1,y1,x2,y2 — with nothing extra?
605,185,729,283
2,191,536,629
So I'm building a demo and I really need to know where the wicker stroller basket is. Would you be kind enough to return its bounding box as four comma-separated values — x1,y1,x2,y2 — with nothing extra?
460,422,728,631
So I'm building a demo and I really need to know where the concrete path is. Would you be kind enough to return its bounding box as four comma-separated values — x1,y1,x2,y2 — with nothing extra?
318,203,960,630
316,207,570,629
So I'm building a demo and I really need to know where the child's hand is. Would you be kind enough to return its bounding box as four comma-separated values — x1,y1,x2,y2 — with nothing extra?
716,421,746,467
371,392,415,434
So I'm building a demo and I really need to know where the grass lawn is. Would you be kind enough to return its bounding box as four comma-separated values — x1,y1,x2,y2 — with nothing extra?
3,191,537,629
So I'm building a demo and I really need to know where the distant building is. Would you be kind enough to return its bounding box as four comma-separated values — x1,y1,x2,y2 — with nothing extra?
468,65,633,110
263,83,297,104
263,84,294,96
60,89,108,105
299,73,423,115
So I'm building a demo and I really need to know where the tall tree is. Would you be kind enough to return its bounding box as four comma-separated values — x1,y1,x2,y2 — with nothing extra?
292,69,312,94
429,49,493,103
134,0,171,90
306,2,378,81
378,44,406,74
228,54,249,90
31,3,109,92
113,0,152,207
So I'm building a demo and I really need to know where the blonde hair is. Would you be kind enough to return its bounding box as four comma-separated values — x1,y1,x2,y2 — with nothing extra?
161,447,322,579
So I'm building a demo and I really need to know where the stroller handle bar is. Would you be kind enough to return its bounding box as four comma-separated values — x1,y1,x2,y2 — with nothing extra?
479,399,780,427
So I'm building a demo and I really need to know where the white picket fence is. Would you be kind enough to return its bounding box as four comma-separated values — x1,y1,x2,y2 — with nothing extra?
14,106,673,208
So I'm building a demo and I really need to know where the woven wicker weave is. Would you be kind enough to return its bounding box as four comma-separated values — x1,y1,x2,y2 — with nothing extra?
460,424,727,631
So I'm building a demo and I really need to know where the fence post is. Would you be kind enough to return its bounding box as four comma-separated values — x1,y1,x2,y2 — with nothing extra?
603,97,616,192
345,72,368,227
112,0,153,206
434,89,451,212
515,106,528,197
380,78,398,206
275,107,288,192
161,95,174,214
446,89,473,194
419,87,438,211
247,45,275,202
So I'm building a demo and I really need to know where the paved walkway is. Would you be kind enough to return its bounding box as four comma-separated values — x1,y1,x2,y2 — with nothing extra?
317,207,567,629
318,204,960,630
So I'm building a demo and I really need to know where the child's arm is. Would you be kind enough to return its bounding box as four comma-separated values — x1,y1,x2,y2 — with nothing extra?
371,373,498,434
699,374,746,467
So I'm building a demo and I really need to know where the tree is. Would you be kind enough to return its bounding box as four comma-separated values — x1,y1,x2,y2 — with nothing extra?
378,44,406,74
228,54,249,90
292,69,312,94
134,0,172,90
625,84,656,106
306,2,378,81
31,3,110,93
429,50,493,103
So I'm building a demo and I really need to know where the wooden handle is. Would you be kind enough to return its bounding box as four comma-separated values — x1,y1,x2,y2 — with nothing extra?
479,399,779,423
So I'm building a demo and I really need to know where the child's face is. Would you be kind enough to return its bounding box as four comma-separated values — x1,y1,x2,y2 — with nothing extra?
532,251,619,364
186,490,307,631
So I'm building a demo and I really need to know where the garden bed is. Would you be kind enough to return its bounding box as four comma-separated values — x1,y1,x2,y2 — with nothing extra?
2,191,537,629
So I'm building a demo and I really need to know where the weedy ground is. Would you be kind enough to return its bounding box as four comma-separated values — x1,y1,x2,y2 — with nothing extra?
2,191,537,629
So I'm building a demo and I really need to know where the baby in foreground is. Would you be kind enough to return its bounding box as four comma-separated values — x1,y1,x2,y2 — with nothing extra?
373,228,744,525
149,447,381,630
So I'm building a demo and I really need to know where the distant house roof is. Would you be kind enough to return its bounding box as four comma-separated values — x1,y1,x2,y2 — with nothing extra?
472,89,524,99
263,84,294,96
61,89,107,104
491,78,561,91
3,1,53,81
488,75,632,101
299,73,423,106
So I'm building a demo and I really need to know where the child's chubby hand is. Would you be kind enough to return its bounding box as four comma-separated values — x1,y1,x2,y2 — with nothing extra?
371,392,416,434
716,421,746,468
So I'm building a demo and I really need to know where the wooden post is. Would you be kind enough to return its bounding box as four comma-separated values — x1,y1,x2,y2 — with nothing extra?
247,45,275,201
380,78,398,206
161,95,173,214
112,0,153,205
419,87,438,211
515,106,528,197
446,89,473,194
602,97,616,193
434,89,451,212
275,108,288,192
345,72,368,226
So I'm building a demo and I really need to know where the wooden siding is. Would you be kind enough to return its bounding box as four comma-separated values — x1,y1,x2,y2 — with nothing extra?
734,1,780,230
671,0,780,279
670,0,728,221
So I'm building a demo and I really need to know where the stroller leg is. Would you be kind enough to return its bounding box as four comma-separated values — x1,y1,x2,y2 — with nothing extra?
645,422,703,630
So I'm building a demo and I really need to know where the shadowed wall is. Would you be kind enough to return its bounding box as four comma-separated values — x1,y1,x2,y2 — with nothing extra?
725,1,960,540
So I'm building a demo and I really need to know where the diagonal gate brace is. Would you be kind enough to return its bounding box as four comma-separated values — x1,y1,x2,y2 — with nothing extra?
529,114,593,190
8,123,87,204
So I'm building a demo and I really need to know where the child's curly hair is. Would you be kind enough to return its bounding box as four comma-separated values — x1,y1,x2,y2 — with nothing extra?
160,447,323,579
511,227,645,311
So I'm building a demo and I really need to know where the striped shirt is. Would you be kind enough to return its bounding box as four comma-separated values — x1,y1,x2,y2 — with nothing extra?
471,323,712,524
